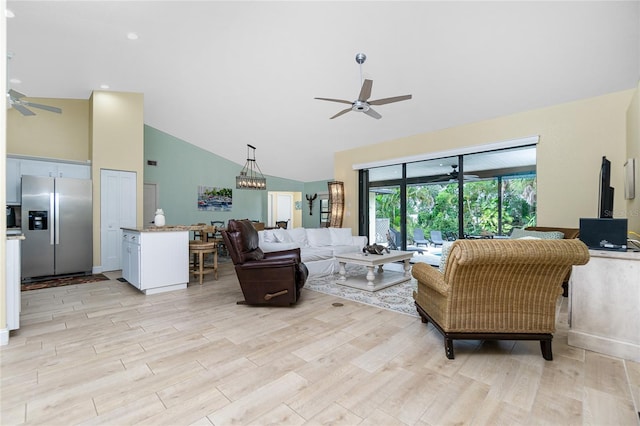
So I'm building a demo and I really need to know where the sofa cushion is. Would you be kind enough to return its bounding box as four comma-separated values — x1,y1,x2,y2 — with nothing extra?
332,245,362,255
306,228,332,246
286,228,309,246
261,229,278,243
329,228,354,246
273,228,293,243
303,246,334,262
510,228,565,240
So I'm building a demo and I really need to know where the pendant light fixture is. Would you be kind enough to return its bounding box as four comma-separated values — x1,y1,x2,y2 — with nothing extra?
236,144,266,190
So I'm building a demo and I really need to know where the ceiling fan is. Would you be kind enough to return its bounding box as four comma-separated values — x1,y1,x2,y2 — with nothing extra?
428,165,480,183
5,53,62,116
7,89,62,116
314,53,412,119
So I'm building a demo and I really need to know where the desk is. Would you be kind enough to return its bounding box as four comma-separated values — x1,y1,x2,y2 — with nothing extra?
568,249,640,362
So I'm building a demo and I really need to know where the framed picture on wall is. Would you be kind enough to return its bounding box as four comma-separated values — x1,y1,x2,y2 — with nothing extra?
198,185,233,211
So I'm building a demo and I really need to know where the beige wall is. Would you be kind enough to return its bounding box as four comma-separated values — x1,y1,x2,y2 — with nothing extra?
5,91,144,272
90,91,145,265
626,81,640,234
335,89,636,232
7,99,90,161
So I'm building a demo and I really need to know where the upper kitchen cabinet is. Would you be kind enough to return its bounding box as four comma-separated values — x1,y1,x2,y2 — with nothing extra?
20,158,91,179
6,157,91,205
6,158,21,205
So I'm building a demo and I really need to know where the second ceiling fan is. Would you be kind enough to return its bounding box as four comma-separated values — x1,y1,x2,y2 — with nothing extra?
315,53,412,120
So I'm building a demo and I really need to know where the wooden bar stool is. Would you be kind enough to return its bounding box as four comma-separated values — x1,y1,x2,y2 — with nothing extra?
189,241,217,285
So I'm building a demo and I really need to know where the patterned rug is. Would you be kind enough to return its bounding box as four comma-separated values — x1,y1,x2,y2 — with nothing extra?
305,267,419,317
21,274,110,291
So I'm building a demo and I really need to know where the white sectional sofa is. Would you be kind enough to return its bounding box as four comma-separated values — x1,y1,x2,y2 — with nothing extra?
257,227,368,277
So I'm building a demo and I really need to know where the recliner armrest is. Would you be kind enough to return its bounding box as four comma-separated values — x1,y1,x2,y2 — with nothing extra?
263,248,302,262
238,258,298,270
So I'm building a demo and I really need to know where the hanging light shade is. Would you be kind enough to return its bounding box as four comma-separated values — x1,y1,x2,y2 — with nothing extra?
236,144,267,190
327,181,344,228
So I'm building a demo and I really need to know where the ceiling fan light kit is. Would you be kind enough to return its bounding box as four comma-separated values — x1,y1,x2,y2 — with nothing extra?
315,53,412,120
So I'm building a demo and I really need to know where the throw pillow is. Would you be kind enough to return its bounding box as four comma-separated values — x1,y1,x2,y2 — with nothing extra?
510,228,564,240
273,229,293,243
261,230,277,243
286,228,309,247
329,228,353,246
438,241,454,273
306,228,333,246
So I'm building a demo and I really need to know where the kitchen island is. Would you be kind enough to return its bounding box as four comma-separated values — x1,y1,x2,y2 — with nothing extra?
121,226,192,295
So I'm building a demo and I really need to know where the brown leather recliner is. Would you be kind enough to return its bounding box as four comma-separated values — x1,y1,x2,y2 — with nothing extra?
221,219,308,306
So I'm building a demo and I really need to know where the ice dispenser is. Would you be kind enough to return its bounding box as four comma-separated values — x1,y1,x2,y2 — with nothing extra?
28,211,48,230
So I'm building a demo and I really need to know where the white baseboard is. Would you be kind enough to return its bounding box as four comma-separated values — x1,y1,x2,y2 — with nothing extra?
0,328,9,346
92,265,103,274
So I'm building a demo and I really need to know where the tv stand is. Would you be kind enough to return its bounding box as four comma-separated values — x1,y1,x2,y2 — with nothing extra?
568,249,640,361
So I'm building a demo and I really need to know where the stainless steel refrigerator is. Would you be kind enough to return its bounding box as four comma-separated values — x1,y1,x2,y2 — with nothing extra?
21,175,93,280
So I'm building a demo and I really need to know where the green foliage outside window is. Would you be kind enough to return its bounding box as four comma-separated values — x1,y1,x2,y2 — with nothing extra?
373,176,536,243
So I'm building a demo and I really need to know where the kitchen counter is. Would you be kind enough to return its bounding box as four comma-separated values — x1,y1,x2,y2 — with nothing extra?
121,225,215,233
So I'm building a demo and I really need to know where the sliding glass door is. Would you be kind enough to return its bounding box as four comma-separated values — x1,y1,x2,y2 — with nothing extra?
359,145,536,247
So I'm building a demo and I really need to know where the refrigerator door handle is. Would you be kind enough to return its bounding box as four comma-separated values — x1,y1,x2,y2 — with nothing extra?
54,192,60,245
49,192,55,245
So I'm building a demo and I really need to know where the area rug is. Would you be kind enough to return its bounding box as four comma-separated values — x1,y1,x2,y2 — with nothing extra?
305,267,419,317
21,274,110,291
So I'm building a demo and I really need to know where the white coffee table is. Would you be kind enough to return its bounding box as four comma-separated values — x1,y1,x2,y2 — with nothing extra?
335,250,414,292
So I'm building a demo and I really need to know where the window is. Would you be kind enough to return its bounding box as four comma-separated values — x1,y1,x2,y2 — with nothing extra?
359,145,536,248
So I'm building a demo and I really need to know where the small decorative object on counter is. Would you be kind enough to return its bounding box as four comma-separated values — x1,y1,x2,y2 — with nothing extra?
154,209,166,227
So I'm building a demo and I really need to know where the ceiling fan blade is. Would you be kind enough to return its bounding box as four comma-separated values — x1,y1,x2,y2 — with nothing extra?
8,89,26,99
329,108,352,119
23,102,62,114
12,104,36,116
314,97,352,105
369,94,412,106
358,79,373,102
363,107,382,119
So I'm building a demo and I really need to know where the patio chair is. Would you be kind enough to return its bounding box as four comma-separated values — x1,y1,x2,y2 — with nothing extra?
413,229,430,247
429,230,445,247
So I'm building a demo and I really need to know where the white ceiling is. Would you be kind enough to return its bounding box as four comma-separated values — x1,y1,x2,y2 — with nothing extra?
6,1,639,183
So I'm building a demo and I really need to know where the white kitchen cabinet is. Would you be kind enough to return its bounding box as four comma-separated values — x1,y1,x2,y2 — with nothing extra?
19,158,91,179
6,158,21,204
6,237,22,331
6,157,91,206
121,229,188,295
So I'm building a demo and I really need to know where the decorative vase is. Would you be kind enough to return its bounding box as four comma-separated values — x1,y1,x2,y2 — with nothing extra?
154,209,166,227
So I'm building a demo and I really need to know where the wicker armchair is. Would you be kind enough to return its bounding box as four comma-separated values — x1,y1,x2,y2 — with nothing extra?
525,226,580,297
412,239,590,360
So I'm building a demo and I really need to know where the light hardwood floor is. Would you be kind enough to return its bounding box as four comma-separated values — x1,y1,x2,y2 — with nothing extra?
2,263,639,425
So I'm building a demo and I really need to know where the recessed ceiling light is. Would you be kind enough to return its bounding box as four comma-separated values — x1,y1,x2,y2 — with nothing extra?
126,32,139,40
5,9,15,18
100,84,110,89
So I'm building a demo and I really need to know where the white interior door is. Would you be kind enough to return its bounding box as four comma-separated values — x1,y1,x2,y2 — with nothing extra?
101,169,137,271
276,194,293,228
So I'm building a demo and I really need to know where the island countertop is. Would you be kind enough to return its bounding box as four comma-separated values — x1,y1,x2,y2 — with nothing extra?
121,225,216,233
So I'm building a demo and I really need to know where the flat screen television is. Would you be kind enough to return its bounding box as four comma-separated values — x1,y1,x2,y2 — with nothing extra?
599,156,614,218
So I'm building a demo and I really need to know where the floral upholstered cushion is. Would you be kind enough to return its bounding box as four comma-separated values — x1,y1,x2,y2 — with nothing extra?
438,241,454,273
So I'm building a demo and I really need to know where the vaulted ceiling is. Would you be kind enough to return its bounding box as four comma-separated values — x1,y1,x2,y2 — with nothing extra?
6,1,639,182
